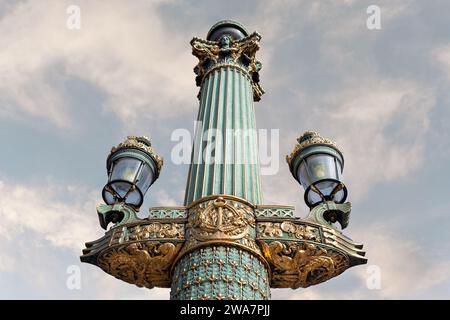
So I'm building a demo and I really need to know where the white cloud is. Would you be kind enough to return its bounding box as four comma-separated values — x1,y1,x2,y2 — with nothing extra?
0,0,196,129
321,79,434,201
0,177,172,299
433,44,450,80
352,224,450,298
153,189,179,207
0,179,99,252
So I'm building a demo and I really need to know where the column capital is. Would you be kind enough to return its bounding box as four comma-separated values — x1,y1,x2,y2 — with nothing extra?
191,31,264,101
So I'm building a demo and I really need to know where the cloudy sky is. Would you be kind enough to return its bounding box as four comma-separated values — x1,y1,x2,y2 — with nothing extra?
1,0,449,299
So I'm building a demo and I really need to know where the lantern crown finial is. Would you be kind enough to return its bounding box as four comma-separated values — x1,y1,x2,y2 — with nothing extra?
109,135,163,173
287,131,340,165
298,130,319,143
135,135,151,146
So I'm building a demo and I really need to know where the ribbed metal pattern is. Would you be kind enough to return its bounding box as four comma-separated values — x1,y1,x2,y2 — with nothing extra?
184,66,263,205
170,245,270,300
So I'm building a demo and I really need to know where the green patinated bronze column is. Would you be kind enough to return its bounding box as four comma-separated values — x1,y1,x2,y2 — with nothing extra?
170,21,270,300
184,21,263,205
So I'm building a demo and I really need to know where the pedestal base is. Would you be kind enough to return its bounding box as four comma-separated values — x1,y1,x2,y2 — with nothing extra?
170,245,270,300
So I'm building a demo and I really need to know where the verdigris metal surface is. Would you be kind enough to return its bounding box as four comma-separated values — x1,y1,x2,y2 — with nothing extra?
81,195,366,295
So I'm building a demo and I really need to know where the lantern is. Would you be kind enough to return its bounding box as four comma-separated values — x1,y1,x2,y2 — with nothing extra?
287,131,347,208
102,136,163,210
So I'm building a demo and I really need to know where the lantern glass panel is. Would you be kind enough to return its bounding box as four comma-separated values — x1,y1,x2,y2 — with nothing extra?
111,181,133,198
125,189,141,206
110,157,141,183
136,164,154,194
333,187,345,203
298,154,338,189
335,158,343,180
103,190,115,205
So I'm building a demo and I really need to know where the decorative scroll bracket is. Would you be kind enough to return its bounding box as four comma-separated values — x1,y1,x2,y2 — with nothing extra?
255,205,366,288
81,197,366,291
81,206,186,288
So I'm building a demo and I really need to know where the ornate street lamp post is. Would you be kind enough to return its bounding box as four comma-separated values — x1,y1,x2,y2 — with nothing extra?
81,20,367,300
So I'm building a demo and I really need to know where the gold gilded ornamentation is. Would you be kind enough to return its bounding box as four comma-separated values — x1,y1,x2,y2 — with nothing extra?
286,131,339,165
191,32,264,101
110,136,163,173
252,82,264,102
257,221,320,242
188,197,254,240
174,196,267,270
125,223,184,241
230,33,261,66
280,221,321,242
98,242,182,288
261,241,349,288
258,222,283,238
191,33,261,68
191,38,220,63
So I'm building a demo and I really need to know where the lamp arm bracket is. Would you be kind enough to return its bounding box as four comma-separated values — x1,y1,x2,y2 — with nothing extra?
97,203,139,230
306,201,351,230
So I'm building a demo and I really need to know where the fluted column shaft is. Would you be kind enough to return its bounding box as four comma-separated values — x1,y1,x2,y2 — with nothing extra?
184,66,262,205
